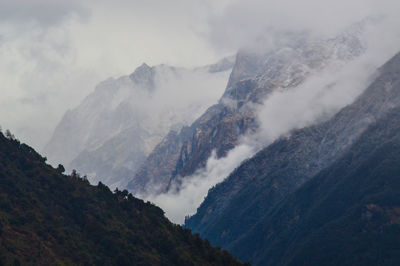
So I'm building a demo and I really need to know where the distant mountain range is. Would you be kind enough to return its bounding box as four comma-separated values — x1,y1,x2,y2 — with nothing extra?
43,57,234,188
186,50,400,265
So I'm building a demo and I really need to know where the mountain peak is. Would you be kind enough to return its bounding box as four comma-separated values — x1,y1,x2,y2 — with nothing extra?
138,62,151,69
129,62,155,90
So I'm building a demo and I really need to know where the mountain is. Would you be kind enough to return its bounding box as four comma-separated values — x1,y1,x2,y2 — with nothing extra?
229,105,400,266
185,51,400,264
129,25,366,195
43,58,234,188
0,131,245,265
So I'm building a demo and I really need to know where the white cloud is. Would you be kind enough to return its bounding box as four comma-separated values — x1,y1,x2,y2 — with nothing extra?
143,145,255,224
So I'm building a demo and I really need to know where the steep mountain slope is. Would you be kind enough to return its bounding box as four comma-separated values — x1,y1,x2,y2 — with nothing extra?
231,106,400,265
44,58,233,188
129,25,366,195
0,132,245,265
186,51,400,253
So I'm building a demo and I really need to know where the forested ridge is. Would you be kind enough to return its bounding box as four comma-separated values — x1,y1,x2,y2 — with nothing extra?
0,130,245,265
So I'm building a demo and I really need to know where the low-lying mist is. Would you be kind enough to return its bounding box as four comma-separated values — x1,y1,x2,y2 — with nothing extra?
144,16,400,223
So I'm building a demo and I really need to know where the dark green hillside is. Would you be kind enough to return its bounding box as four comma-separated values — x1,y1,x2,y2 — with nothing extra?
0,132,245,265
230,107,400,265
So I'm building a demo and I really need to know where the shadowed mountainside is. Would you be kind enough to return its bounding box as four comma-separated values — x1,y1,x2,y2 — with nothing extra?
186,51,400,265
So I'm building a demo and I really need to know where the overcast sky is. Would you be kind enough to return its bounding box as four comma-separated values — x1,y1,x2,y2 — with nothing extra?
0,0,399,151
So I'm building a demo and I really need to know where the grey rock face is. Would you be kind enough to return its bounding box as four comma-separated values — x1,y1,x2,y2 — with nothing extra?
129,128,192,194
130,26,366,195
185,51,400,257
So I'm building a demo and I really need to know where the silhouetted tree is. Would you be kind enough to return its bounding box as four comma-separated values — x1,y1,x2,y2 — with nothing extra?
57,164,65,173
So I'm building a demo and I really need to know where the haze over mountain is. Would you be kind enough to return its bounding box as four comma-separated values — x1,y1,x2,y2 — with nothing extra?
186,49,400,265
136,21,393,223
44,58,234,188
133,22,366,192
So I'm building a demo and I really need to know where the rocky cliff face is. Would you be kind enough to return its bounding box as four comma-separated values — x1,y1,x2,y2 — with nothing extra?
185,51,400,261
43,58,234,188
129,25,366,195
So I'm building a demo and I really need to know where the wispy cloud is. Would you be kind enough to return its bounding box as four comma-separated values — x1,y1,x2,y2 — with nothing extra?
142,145,254,224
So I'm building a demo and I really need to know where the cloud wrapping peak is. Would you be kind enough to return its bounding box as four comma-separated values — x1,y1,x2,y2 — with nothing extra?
149,53,380,224
146,10,400,223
